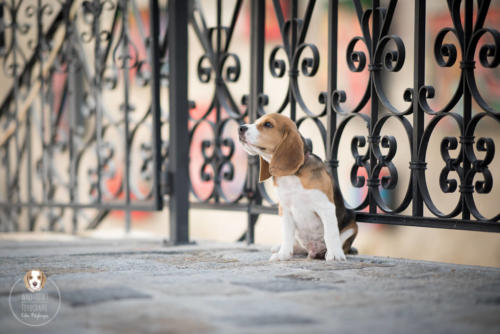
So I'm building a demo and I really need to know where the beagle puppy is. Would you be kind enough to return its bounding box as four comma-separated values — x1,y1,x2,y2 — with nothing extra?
238,113,357,261
24,269,47,292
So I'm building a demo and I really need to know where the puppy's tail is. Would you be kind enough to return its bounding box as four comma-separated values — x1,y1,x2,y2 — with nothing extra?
340,208,358,255
340,225,355,244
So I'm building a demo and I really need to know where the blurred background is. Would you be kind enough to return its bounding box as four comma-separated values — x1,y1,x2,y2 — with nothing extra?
0,0,499,267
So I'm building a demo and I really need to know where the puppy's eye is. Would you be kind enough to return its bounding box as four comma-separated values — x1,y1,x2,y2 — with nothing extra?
263,122,273,128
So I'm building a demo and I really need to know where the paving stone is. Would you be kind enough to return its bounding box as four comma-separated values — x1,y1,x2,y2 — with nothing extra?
0,238,499,334
56,286,152,307
221,314,316,327
231,279,335,292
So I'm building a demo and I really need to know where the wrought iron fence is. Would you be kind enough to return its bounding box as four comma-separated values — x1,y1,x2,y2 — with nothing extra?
0,0,499,242
0,0,165,232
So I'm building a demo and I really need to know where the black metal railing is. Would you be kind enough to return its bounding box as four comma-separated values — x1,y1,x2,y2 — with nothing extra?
1,0,499,241
0,0,165,232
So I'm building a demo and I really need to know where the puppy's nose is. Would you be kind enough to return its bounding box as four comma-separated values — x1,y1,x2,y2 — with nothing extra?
239,125,248,135
33,282,38,286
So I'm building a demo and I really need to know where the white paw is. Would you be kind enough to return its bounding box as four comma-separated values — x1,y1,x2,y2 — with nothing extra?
269,251,292,262
270,245,280,253
325,248,346,261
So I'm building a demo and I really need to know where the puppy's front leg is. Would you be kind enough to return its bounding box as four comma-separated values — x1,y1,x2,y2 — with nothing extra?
316,204,346,261
270,208,295,261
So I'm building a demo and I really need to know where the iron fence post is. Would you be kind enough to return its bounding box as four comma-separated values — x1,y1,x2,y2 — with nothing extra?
0,3,4,55
461,0,473,220
326,0,338,174
368,0,380,214
246,0,265,244
69,52,83,233
149,0,163,211
412,0,425,217
120,0,132,233
167,0,190,244
289,0,298,121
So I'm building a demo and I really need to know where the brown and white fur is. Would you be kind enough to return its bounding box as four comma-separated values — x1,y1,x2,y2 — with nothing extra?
24,269,47,292
238,113,357,261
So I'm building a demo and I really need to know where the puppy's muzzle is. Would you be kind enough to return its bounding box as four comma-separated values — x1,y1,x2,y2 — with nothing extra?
32,282,38,287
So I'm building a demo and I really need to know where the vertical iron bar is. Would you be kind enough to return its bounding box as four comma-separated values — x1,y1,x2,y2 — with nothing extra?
246,0,265,244
326,0,338,170
369,0,380,214
47,51,55,229
5,143,10,230
216,0,222,56
27,103,34,230
121,0,132,232
37,0,48,214
149,0,163,210
12,0,21,230
69,69,77,233
93,0,103,205
0,3,4,54
289,0,298,121
412,0,425,217
69,46,83,233
214,0,222,203
167,0,190,244
66,1,80,233
3,2,11,230
461,0,473,220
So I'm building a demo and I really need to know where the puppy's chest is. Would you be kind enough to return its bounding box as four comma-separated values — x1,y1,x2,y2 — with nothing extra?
275,176,326,210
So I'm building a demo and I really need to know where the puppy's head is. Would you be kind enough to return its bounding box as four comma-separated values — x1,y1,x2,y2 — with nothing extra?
24,270,46,292
238,113,304,182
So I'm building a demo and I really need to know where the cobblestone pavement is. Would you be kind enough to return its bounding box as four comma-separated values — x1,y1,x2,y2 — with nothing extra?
0,237,499,334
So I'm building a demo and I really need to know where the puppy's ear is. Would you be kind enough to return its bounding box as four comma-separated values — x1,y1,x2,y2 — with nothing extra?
269,126,304,176
259,157,271,182
41,271,47,288
24,271,30,290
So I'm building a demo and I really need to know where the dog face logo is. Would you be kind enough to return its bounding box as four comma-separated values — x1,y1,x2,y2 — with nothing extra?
23,270,46,293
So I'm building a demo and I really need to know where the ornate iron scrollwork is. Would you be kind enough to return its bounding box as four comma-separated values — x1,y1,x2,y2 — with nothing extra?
0,0,166,231
188,0,246,204
1,0,499,236
330,0,412,214
417,0,499,221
